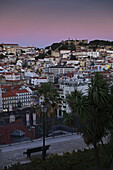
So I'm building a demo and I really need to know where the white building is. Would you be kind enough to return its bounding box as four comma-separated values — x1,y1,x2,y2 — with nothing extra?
2,72,20,81
24,71,39,78
1,85,32,111
49,66,75,76
60,50,71,54
87,51,99,58
67,60,80,65
57,83,88,117
31,77,48,86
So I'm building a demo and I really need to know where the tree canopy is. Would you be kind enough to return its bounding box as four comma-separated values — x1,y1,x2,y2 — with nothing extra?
0,54,8,59
65,73,111,167
89,40,113,46
33,83,60,118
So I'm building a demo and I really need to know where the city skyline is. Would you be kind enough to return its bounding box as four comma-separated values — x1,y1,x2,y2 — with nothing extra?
0,0,113,48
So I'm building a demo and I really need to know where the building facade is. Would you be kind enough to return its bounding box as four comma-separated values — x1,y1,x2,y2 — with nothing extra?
49,66,75,76
1,85,32,111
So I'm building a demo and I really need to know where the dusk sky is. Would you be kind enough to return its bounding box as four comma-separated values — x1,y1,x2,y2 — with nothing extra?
0,0,113,48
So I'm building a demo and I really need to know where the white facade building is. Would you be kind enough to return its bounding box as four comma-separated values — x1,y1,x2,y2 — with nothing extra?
31,77,48,85
57,84,88,117
87,51,99,58
24,71,39,78
1,85,32,111
2,73,20,81
49,66,75,76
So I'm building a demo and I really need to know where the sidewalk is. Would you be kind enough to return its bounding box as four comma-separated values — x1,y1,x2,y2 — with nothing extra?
1,134,87,168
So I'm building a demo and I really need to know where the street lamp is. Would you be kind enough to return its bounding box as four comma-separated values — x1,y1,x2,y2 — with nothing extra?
41,102,47,160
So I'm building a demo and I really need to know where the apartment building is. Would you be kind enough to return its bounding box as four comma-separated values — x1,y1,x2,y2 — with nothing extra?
1,85,32,111
57,83,88,117
31,77,48,85
1,72,21,81
49,66,75,76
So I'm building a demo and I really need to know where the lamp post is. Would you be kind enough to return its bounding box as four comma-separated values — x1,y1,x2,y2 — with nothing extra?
41,102,47,160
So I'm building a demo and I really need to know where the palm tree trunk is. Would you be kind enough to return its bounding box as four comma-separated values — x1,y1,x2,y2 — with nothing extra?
92,118,100,168
93,141,100,168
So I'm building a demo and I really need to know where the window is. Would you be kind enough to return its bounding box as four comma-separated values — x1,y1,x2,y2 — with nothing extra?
61,96,64,98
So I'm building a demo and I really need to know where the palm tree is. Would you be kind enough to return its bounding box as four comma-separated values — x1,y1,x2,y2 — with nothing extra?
87,73,110,166
88,73,110,110
33,83,60,136
33,82,60,118
105,85,113,166
65,73,111,168
110,85,113,116
63,112,75,128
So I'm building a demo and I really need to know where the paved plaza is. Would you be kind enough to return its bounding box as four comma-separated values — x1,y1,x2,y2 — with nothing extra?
1,134,88,168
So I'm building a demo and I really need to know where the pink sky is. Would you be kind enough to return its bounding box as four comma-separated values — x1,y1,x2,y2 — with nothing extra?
0,0,113,47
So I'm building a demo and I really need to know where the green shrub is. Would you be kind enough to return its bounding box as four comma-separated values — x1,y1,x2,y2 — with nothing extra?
5,143,113,170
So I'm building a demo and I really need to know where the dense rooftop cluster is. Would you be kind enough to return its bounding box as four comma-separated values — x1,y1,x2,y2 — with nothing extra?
0,39,113,113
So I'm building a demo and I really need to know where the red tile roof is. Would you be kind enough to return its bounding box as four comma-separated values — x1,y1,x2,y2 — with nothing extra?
1,85,20,91
15,89,29,94
2,91,17,98
1,85,30,98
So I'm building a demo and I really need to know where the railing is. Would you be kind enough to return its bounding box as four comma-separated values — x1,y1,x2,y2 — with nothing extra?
0,117,77,146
